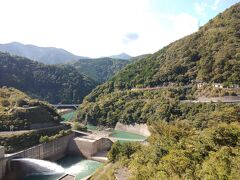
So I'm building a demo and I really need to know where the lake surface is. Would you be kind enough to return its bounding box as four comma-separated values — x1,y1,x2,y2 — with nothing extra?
87,124,147,141
23,155,102,180
110,130,146,141
61,111,147,141
61,111,76,121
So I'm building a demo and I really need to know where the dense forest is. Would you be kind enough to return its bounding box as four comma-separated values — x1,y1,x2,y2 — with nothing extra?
0,52,97,103
70,57,130,83
78,88,189,126
94,101,240,179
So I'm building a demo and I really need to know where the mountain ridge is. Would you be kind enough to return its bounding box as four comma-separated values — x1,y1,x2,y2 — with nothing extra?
0,52,97,103
77,2,240,126
84,2,240,102
69,57,130,83
0,42,89,64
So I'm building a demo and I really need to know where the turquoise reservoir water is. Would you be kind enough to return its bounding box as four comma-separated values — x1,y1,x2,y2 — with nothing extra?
23,155,102,180
61,111,146,141
86,124,147,141
61,111,76,121
86,124,98,131
110,130,146,141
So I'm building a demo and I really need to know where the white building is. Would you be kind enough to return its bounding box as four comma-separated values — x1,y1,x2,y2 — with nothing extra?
213,83,224,88
197,82,207,89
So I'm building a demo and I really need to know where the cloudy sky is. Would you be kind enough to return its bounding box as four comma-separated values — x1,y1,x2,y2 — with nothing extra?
0,0,238,58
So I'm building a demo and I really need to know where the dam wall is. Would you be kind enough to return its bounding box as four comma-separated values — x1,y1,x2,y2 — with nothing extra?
68,136,113,159
0,133,74,180
0,146,6,180
0,147,4,159
115,122,151,137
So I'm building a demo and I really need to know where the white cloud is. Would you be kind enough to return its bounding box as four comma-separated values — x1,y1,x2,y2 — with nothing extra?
212,0,221,10
194,0,223,17
0,0,199,57
194,2,208,17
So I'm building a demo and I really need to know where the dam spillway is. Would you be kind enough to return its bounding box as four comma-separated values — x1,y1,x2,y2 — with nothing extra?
22,155,102,180
0,132,108,180
11,158,65,177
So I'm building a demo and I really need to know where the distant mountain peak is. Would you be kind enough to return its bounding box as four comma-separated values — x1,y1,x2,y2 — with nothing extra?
109,53,132,60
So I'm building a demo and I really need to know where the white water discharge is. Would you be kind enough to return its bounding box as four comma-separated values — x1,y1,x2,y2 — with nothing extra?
12,158,65,175
65,162,86,175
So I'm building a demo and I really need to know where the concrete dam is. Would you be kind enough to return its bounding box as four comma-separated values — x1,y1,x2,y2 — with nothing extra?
0,132,113,180
0,122,150,179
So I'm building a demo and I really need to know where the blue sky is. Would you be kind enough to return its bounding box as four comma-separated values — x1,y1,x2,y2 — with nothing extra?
0,0,238,57
151,0,239,25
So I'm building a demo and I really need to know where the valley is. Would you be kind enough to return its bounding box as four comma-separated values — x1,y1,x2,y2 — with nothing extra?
0,1,240,180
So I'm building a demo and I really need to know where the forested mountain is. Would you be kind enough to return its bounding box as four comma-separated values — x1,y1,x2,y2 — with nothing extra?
109,53,132,60
90,2,239,97
78,3,240,126
130,54,151,62
95,101,240,179
0,52,97,103
0,42,88,64
87,3,240,179
70,57,130,83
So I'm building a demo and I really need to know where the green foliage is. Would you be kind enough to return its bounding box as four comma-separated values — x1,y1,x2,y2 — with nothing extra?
39,135,50,143
72,122,87,131
107,121,240,180
0,99,10,107
194,85,240,97
70,57,130,83
108,141,141,163
39,130,71,143
198,147,240,179
0,87,62,131
0,52,97,103
78,88,240,128
0,126,69,153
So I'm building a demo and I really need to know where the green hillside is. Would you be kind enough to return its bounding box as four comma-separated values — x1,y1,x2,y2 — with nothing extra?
89,4,240,179
0,87,70,153
83,2,240,104
70,57,130,83
93,100,240,179
0,52,97,103
111,3,240,88
78,3,240,126
0,87,62,131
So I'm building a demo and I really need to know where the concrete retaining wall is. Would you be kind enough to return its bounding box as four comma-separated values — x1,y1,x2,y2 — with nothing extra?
68,137,112,159
197,96,240,103
0,147,4,159
0,133,74,180
0,147,6,180
115,122,151,137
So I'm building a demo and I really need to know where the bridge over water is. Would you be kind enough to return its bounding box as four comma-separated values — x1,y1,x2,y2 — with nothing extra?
53,104,80,109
